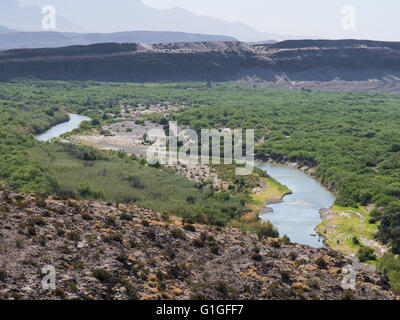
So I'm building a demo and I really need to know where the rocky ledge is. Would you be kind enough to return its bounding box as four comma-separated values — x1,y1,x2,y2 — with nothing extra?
0,191,396,300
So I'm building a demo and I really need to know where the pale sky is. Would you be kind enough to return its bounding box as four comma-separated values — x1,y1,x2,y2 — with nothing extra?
141,0,400,40
17,0,400,40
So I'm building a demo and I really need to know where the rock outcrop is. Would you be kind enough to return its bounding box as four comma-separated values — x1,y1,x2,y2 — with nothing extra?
0,191,396,300
1,40,400,87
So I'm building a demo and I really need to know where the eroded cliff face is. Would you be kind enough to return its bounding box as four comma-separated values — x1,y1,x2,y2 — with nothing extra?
1,40,400,86
0,191,397,300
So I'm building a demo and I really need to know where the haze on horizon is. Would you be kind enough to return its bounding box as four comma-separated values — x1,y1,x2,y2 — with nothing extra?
8,0,400,41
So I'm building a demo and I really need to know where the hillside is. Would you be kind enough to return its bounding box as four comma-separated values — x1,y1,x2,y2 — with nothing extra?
1,39,400,90
0,30,237,51
0,0,279,41
0,190,396,300
0,25,15,34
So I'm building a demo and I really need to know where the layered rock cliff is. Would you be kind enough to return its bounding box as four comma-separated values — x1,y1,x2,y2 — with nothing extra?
1,40,400,85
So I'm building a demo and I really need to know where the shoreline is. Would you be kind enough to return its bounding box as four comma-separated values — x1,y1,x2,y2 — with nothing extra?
254,153,336,246
253,155,380,267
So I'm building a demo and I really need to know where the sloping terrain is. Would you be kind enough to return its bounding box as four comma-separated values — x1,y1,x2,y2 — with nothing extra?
1,39,400,89
0,191,396,300
0,30,237,51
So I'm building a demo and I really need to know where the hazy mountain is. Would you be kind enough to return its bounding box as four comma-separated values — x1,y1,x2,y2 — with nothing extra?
247,40,278,45
13,0,286,41
0,0,80,32
0,30,237,50
0,25,15,34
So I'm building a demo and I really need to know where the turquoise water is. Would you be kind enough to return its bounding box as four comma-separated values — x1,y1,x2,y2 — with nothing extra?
256,162,335,248
36,113,91,142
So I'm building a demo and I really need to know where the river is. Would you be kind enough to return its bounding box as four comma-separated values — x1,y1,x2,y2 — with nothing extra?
35,113,91,142
255,162,335,248
35,115,334,248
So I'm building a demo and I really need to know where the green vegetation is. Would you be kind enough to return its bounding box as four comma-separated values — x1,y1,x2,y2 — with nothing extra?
2,79,400,254
378,254,400,295
27,142,247,225
316,205,379,256
92,268,112,284
251,177,292,206
356,246,377,262
378,202,400,253
0,81,250,227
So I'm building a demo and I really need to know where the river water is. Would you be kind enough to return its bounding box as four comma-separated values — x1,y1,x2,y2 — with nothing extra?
35,113,91,142
255,162,335,248
35,115,334,248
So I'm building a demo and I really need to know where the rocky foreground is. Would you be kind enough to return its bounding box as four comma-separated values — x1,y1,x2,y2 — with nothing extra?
0,190,396,300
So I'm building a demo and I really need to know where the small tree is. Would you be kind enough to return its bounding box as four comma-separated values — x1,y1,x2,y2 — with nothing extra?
357,246,377,262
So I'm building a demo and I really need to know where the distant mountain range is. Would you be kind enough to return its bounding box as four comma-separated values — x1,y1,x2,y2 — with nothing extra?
0,28,237,50
0,0,80,32
0,25,15,34
3,0,295,41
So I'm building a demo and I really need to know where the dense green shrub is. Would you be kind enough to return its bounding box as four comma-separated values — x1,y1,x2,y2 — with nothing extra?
378,254,400,294
92,268,112,284
356,246,377,262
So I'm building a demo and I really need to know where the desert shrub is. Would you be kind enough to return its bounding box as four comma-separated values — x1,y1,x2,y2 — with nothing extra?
170,228,187,240
357,246,377,262
378,254,400,295
193,232,210,248
81,212,93,220
129,239,138,248
0,269,6,281
183,224,196,232
15,237,24,248
163,247,176,259
209,242,220,255
343,290,354,300
92,268,112,284
315,256,328,269
239,222,279,239
36,197,47,208
279,270,291,283
120,279,138,300
215,281,229,298
119,213,132,221
192,237,205,248
289,251,298,261
27,225,36,236
78,183,104,199
55,288,65,297
141,220,150,227
352,236,360,245
305,279,320,289
62,143,107,161
66,231,81,241
66,281,78,292
28,216,46,226
105,216,116,226
281,235,291,245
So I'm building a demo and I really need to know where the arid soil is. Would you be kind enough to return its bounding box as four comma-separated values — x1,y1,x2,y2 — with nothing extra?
71,103,229,189
0,191,396,300
239,75,400,93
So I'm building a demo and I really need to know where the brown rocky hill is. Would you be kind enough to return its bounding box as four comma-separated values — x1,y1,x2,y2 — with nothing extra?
0,190,396,300
1,40,400,84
